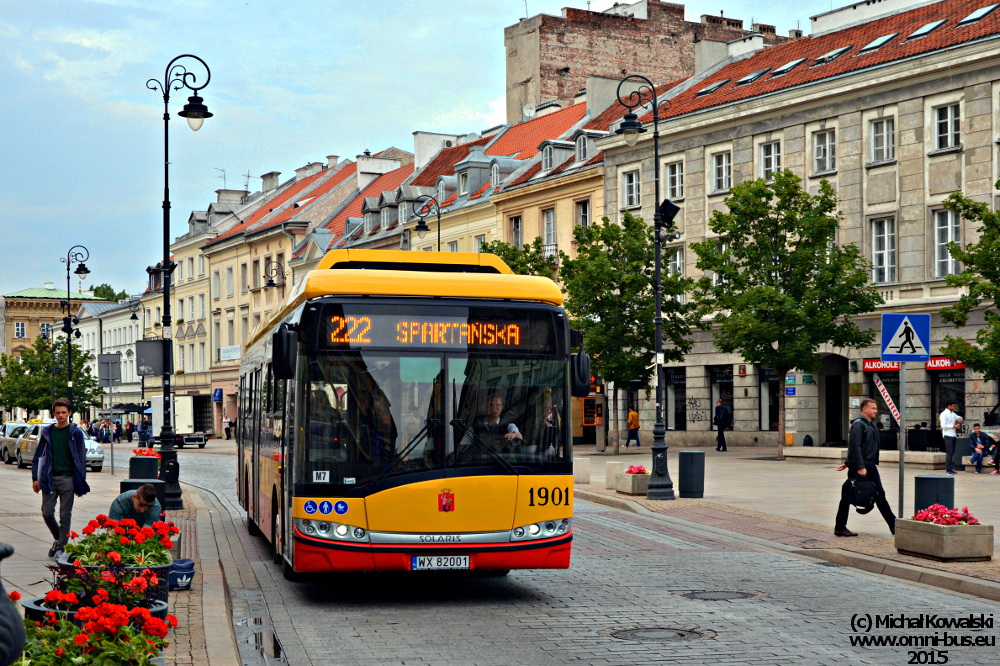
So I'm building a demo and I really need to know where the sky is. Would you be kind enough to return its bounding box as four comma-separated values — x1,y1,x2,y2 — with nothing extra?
0,0,833,296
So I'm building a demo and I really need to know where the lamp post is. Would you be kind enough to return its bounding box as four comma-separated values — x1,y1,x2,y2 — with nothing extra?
615,74,680,501
40,329,56,406
412,195,442,251
146,54,213,511
59,246,90,418
262,261,287,289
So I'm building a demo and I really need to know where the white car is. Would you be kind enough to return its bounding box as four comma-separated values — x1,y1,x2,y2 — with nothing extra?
14,424,105,472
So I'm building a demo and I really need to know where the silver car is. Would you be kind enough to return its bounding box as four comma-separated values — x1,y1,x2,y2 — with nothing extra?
14,424,105,472
0,423,27,465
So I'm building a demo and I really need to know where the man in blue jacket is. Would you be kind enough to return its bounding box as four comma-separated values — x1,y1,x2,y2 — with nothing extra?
834,397,895,537
31,398,90,559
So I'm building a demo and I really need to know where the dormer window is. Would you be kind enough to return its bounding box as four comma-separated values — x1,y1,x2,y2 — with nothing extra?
364,212,373,233
459,172,469,195
542,145,554,170
437,182,445,202
380,208,389,227
490,163,500,188
399,202,408,224
576,136,588,161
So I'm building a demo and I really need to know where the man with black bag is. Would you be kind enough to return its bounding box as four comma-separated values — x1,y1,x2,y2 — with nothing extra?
834,397,896,537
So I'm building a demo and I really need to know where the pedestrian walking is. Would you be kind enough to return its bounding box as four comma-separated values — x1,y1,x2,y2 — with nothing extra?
114,421,122,444
126,421,134,443
940,400,963,475
30,398,90,559
223,415,231,440
714,399,731,452
834,397,895,537
624,406,640,448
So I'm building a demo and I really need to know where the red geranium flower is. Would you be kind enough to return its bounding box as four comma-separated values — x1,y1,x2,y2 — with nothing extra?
75,633,90,645
7,591,20,603
107,551,122,564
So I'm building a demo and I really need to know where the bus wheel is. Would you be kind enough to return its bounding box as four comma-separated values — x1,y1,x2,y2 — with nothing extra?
271,491,281,565
282,560,304,582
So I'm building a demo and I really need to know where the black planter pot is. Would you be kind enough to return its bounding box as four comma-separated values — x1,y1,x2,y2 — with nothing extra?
22,596,169,626
129,456,160,480
58,554,171,603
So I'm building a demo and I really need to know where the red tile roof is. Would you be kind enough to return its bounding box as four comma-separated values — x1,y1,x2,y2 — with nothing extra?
410,139,489,187
468,180,493,200
441,191,458,207
248,162,357,234
584,79,689,132
206,169,328,247
486,103,586,159
645,0,1000,123
506,163,542,188
323,163,415,248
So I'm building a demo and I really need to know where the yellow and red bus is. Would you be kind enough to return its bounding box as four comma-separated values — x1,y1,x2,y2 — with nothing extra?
237,250,590,578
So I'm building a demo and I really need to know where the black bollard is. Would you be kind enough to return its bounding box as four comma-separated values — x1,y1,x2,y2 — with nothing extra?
678,450,705,499
914,474,954,514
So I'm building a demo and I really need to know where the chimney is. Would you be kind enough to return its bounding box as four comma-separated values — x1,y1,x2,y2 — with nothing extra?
750,22,776,35
309,162,324,176
412,132,462,170
216,189,248,205
261,171,281,192
789,28,803,38
727,33,765,59
694,39,729,74
326,155,339,168
586,75,644,117
356,151,402,190
44,282,55,290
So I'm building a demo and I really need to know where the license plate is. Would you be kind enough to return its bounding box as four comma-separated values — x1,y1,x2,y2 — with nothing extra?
411,555,470,570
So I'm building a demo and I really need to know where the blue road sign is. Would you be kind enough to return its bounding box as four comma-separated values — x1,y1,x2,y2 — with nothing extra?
785,387,796,396
881,314,931,362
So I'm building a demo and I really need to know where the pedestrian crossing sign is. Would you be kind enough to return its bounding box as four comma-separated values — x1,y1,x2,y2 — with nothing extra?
880,313,931,362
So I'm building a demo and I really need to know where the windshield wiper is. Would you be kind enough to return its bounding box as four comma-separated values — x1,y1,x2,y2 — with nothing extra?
450,418,518,475
361,419,438,491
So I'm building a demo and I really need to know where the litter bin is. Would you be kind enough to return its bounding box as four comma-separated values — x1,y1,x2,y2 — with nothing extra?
678,451,705,499
914,475,954,514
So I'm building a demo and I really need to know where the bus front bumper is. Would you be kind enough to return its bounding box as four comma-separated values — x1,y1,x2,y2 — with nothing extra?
291,529,572,572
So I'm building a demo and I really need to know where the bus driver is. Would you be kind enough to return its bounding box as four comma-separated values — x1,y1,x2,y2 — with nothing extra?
458,393,522,457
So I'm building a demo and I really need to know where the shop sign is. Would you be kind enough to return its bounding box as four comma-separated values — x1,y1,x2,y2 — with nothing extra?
759,367,780,382
785,375,796,385
710,366,733,383
863,359,899,372
849,382,864,396
785,387,796,396
213,388,223,402
803,375,814,384
925,357,965,370
738,364,746,377
872,373,901,425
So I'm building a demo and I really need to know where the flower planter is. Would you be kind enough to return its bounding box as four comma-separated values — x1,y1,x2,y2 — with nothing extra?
168,532,182,560
22,596,168,625
129,456,159,480
58,554,172,603
616,472,650,496
895,520,994,562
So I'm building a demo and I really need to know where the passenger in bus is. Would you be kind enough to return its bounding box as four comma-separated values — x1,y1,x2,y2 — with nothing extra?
309,390,345,462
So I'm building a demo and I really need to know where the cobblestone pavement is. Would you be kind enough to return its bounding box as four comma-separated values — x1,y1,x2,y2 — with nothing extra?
176,446,1000,666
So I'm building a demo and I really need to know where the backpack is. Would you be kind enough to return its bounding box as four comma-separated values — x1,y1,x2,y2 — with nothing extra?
843,476,877,514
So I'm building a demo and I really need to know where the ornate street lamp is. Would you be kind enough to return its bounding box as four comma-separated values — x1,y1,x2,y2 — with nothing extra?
412,194,442,252
615,74,680,501
59,245,89,416
146,54,213,510
263,261,287,289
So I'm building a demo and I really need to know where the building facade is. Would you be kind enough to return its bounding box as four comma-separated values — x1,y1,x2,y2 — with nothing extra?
1,285,105,358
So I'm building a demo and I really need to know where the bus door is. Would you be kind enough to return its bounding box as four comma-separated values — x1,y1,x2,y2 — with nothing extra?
251,368,262,526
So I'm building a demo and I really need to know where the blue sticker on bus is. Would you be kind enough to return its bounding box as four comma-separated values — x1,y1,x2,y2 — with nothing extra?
319,501,333,515
304,500,318,515
334,501,349,515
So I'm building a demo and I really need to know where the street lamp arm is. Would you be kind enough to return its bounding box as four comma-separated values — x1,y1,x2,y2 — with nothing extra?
63,245,90,267
146,54,212,102
615,74,672,127
412,194,441,219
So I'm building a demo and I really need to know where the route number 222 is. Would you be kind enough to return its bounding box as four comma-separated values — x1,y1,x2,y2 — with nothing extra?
527,487,570,506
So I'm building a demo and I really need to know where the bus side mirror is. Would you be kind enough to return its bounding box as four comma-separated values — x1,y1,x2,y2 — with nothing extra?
272,325,298,380
571,351,591,397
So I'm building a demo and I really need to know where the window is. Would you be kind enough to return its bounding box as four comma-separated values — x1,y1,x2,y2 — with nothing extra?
226,267,234,297
177,300,184,320
576,200,590,228
251,260,260,289
457,172,468,195
176,261,183,282
814,46,852,65
543,209,556,251
667,247,684,302
380,208,389,227
859,33,898,53
399,202,408,224
213,272,220,299
696,79,729,96
188,297,195,321
40,322,51,338
241,262,249,291
448,241,459,252
187,258,194,279
760,141,781,180
422,247,433,251
622,170,641,207
199,342,206,372
934,209,961,277
907,19,946,40
14,322,25,339
712,242,730,286
275,252,284,283
155,307,161,324
437,181,445,202
145,309,151,326
542,145,554,170
178,345,185,372
475,234,487,251
814,130,836,172
213,321,220,355
958,4,998,25
712,152,732,191
665,162,683,199
871,118,895,162
229,318,236,346
576,136,588,161
364,212,374,233
510,216,522,248
197,255,205,276
935,104,961,149
771,58,806,77
736,68,771,85
490,163,500,188
871,217,896,284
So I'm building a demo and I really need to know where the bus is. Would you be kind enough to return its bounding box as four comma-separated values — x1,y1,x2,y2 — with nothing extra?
237,249,591,578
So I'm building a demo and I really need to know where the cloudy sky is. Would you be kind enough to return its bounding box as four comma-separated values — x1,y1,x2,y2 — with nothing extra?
1,0,830,295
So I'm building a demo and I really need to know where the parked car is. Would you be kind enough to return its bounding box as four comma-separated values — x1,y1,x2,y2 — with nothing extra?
82,432,104,472
14,425,105,473
0,423,27,465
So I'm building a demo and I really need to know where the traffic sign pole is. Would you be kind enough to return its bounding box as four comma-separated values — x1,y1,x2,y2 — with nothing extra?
899,363,906,519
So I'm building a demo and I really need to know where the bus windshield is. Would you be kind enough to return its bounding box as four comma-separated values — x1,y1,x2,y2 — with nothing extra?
295,351,570,495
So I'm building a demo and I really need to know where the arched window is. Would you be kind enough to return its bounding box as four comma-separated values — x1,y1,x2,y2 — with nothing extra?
542,145,554,170
490,163,500,188
576,135,588,161
437,181,446,202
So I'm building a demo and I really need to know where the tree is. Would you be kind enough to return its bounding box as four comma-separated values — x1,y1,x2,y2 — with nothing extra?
938,181,1000,396
0,335,103,416
691,170,881,459
559,212,695,450
479,237,558,278
89,283,127,301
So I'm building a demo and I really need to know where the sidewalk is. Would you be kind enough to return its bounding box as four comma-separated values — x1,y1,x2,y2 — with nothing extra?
0,462,239,666
577,445,1000,600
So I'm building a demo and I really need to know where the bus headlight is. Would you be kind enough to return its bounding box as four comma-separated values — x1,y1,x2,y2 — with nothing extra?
318,522,331,534
511,519,570,541
353,527,366,539
294,518,370,543
513,527,525,538
335,524,349,537
528,524,541,536
545,521,556,534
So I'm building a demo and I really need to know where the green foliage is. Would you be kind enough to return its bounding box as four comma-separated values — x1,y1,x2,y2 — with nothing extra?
88,283,127,301
0,335,102,415
938,181,1000,382
691,171,881,454
559,213,695,442
480,237,558,278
